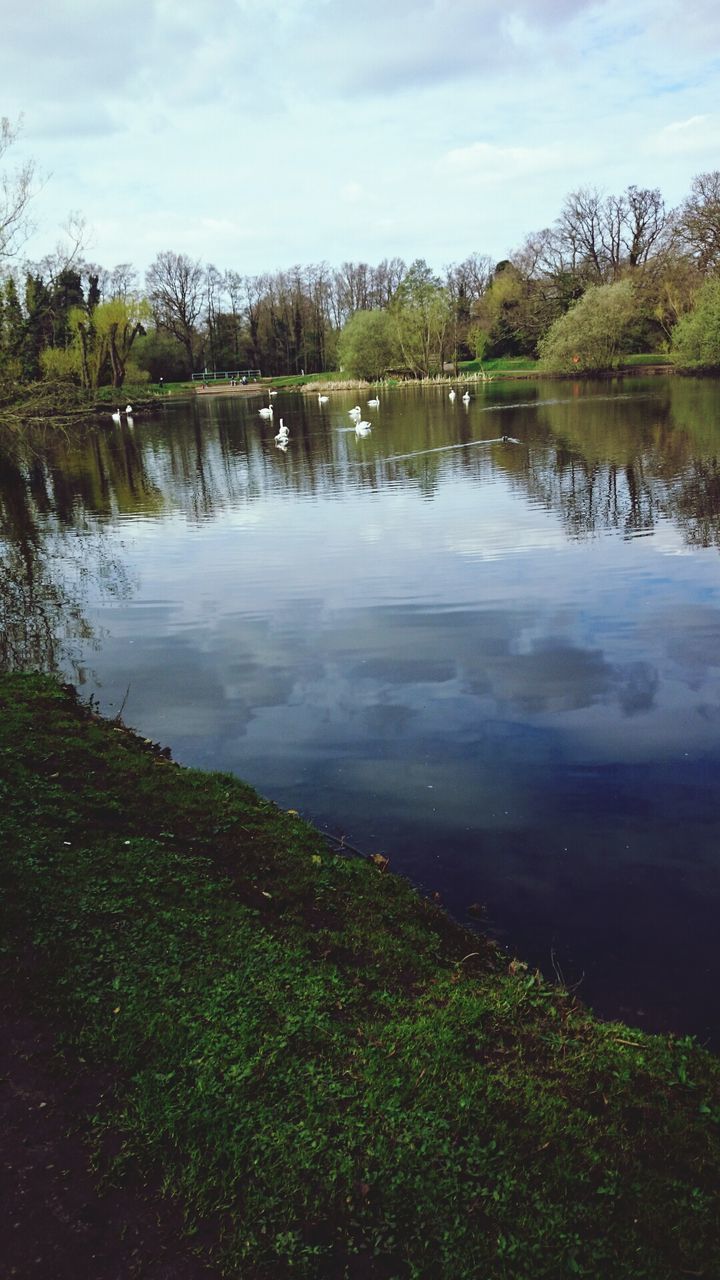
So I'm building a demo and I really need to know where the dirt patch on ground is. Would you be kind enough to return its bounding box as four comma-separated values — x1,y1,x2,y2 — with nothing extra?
0,987,220,1280
193,383,265,396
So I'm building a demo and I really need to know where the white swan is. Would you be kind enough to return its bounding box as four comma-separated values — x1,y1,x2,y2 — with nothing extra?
449,389,456,401
462,391,471,403
275,419,289,442
125,404,133,415
355,420,372,436
111,409,121,424
318,393,329,404
367,394,380,407
259,404,274,418
349,406,362,420
268,389,278,397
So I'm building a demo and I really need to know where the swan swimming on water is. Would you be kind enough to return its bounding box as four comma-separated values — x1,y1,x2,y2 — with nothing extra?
367,394,380,407
259,404,274,418
318,393,329,404
275,419,289,443
125,404,133,415
355,420,372,436
462,390,471,403
449,389,456,401
111,409,121,424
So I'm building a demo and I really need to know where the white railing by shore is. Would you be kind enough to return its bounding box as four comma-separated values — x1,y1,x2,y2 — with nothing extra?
191,369,261,382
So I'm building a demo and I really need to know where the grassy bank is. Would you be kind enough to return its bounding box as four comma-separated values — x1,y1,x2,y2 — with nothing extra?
2,674,720,1278
458,357,539,375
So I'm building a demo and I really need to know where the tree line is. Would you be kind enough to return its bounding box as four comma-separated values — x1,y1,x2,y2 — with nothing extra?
1,113,720,388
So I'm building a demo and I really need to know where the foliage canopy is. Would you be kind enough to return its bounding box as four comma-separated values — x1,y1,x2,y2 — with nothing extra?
672,277,720,367
337,308,397,380
538,279,637,373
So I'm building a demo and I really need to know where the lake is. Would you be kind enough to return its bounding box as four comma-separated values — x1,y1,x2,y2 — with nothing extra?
3,375,720,1043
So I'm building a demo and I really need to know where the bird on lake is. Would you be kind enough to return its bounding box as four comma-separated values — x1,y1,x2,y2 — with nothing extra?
125,404,133,415
367,394,380,407
355,420,372,436
111,409,122,424
462,390,471,403
349,405,362,419
268,389,278,397
259,404,274,419
318,393,329,404
275,419,289,443
449,389,456,401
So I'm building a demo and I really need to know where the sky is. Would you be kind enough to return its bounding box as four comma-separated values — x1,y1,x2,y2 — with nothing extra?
2,0,720,281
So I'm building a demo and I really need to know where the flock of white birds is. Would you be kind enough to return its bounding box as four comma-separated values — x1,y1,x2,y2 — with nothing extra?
110,404,134,424
256,385,479,451
256,386,479,451
255,390,386,449
111,385,478,445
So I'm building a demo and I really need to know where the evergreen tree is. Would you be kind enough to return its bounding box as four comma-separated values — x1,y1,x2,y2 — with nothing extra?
23,274,53,379
87,273,101,311
1,276,25,366
50,267,84,347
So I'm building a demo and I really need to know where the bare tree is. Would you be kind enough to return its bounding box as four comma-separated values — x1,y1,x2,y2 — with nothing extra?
445,252,493,303
519,185,671,323
223,269,246,367
243,274,266,370
29,212,89,289
605,186,670,271
108,262,139,300
674,171,720,272
0,116,37,263
557,187,607,281
305,260,335,370
623,186,669,267
372,257,406,307
333,261,373,324
204,263,225,370
146,250,204,373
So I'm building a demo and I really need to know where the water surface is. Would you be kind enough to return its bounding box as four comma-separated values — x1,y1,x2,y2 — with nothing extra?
3,376,720,1042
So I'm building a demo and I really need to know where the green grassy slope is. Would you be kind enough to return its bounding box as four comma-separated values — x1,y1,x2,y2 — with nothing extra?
1,673,719,1278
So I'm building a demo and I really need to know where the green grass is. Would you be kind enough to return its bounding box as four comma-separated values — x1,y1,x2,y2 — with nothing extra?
457,355,677,377
2,673,720,1278
458,357,539,374
619,353,675,367
267,370,346,388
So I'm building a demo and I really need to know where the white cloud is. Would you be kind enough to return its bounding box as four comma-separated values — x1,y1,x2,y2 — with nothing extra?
2,0,720,275
441,141,565,186
647,115,720,156
340,183,364,204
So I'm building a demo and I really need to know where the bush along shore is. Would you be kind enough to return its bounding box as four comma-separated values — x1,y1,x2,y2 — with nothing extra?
2,674,720,1279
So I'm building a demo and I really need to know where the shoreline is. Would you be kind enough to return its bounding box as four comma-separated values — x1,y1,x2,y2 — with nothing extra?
226,365,678,396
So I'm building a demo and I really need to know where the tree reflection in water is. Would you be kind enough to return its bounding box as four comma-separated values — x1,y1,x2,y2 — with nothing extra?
0,428,143,676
